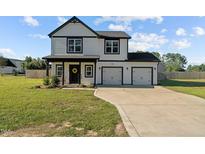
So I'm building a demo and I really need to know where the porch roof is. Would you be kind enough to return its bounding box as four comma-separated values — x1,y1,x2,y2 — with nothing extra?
42,55,99,62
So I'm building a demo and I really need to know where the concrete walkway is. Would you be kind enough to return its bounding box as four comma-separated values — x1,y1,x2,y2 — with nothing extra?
94,86,205,137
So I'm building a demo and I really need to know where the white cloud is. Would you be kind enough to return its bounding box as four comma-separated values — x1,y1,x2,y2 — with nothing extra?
108,24,132,31
23,16,39,27
57,16,67,25
94,16,163,25
0,48,16,58
192,27,205,36
129,33,168,51
28,34,48,39
176,28,186,36
161,28,167,33
173,39,191,49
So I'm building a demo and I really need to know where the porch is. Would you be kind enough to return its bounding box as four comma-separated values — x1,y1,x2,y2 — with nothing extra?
42,55,99,85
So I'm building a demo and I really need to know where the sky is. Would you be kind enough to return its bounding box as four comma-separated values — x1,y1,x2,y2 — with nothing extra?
0,16,205,65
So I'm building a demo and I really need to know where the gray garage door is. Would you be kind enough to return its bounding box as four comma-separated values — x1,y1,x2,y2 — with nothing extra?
132,67,152,85
102,67,123,85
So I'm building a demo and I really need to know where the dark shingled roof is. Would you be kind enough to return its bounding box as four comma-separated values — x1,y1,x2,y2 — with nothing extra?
0,57,16,67
127,52,160,62
96,31,131,39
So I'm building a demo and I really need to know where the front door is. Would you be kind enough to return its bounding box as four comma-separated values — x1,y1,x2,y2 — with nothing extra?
69,65,80,84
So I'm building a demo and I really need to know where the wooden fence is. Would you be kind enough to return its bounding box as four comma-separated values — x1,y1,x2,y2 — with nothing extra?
26,69,51,78
158,72,205,80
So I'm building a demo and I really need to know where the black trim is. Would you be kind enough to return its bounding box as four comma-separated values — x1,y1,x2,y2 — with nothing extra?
46,60,49,77
84,65,93,78
62,61,65,85
101,66,123,85
79,62,81,84
94,61,96,86
48,16,100,37
131,67,153,85
52,36,97,38
45,58,97,62
66,37,83,54
55,64,63,77
127,39,128,60
98,60,159,62
104,39,120,55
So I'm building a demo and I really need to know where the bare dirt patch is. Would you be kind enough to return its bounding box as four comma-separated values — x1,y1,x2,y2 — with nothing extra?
0,121,72,137
115,122,127,136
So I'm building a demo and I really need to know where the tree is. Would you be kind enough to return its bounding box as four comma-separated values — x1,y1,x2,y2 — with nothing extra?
162,53,187,72
152,52,161,60
187,64,205,72
22,56,46,70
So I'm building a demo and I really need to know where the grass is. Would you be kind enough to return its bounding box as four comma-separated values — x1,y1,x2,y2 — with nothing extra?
160,79,205,99
0,75,127,137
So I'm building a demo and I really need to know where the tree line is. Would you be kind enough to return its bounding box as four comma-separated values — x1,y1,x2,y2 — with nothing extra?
151,52,205,72
1,54,205,72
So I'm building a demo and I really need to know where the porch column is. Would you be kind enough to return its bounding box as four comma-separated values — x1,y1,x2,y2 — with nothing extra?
62,61,65,85
94,61,96,86
79,61,81,84
46,60,49,77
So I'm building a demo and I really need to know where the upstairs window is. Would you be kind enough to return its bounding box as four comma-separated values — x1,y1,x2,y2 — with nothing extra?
105,40,120,54
56,64,63,77
68,38,82,53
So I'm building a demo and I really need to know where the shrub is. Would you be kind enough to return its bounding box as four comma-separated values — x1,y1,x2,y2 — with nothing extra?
13,70,18,76
50,76,60,87
43,77,50,86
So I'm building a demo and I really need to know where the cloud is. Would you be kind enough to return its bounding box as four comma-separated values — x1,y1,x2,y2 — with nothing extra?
28,34,48,39
57,16,67,25
161,28,167,33
129,32,168,51
23,16,39,27
176,28,186,36
94,16,163,25
172,39,191,49
192,27,205,36
0,48,16,58
108,24,132,31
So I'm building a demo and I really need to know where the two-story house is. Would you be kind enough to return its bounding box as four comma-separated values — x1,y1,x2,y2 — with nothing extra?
43,16,160,86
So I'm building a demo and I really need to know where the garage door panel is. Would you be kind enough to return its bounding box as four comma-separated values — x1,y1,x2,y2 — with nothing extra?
132,68,152,85
103,67,122,85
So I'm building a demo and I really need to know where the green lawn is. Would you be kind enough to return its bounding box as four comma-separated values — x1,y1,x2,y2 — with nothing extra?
160,79,205,99
0,75,127,137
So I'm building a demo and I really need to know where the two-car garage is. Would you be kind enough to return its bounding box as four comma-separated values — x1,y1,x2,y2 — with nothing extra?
101,66,153,86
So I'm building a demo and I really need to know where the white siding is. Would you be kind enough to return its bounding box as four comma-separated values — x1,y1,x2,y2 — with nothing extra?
51,62,95,85
52,38,67,55
96,62,158,85
99,39,127,60
53,22,97,37
52,37,128,60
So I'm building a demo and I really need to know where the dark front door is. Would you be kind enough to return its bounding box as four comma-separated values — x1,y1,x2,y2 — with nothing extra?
69,65,80,84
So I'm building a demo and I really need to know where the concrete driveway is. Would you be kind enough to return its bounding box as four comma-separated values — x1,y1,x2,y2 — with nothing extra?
94,86,205,137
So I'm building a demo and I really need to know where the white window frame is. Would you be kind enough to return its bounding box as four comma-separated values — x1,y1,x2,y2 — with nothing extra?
56,64,63,77
67,38,82,53
105,40,120,54
85,65,93,78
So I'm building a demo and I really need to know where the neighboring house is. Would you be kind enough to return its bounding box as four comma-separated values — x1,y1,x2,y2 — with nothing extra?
43,16,160,86
0,57,24,74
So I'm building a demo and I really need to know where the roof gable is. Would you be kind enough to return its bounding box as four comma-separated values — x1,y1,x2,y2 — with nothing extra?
48,16,99,37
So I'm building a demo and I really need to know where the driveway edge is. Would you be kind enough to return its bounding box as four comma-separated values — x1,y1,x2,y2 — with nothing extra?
94,89,140,137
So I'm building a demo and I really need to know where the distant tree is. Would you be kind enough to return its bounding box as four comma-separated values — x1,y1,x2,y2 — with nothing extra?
22,56,46,70
187,64,205,72
152,52,161,60
162,53,187,72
